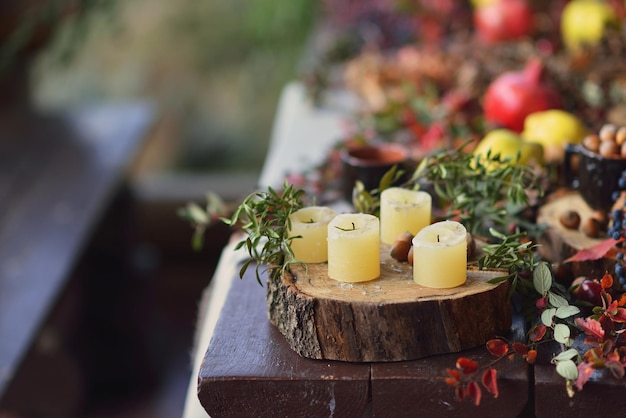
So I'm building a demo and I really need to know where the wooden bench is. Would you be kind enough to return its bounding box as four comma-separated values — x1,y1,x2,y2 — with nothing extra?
0,102,154,404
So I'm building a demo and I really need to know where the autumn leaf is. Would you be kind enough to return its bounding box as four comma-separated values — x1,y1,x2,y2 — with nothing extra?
486,338,509,357
482,368,499,398
528,324,547,342
467,381,482,406
564,237,624,263
600,273,613,290
525,349,537,364
575,317,605,343
512,342,529,356
456,357,478,375
574,362,595,391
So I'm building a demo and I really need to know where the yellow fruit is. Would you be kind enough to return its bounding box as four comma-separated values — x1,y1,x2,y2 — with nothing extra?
561,0,619,52
473,129,544,169
521,109,588,163
470,0,499,8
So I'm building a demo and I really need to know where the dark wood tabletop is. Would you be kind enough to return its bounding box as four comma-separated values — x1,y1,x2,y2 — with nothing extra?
0,102,154,398
197,264,531,418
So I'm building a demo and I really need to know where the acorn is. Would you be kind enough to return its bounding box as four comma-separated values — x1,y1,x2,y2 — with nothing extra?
559,210,581,230
582,134,601,153
590,210,609,229
407,246,414,265
599,140,620,157
581,217,601,238
390,231,414,262
599,123,618,142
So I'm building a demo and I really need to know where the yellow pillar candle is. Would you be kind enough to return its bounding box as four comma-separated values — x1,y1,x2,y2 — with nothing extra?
380,187,432,245
288,206,337,263
412,220,467,288
327,213,380,282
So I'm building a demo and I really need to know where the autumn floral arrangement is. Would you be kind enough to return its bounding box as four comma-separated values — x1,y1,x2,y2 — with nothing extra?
295,0,626,407
181,0,626,410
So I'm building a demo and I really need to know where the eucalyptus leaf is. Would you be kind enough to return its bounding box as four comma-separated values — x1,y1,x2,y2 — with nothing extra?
554,323,571,344
541,308,556,327
533,262,552,296
548,292,570,308
552,348,580,362
556,359,579,380
555,305,580,319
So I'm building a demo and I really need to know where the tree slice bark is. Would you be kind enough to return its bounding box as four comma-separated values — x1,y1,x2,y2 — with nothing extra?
266,247,511,362
536,191,618,280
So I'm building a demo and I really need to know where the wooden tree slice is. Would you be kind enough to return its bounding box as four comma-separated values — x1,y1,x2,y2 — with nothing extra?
266,246,512,362
537,191,618,280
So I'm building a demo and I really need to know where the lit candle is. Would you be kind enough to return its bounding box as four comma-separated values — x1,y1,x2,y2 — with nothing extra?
327,213,380,282
380,187,432,245
412,220,467,288
288,206,337,263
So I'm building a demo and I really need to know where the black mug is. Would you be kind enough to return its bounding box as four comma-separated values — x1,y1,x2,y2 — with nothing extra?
563,143,626,212
340,143,409,203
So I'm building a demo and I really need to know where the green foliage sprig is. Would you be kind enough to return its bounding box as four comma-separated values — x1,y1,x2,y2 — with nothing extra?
179,182,307,285
351,143,544,239
221,182,305,285
477,228,539,297
412,144,544,238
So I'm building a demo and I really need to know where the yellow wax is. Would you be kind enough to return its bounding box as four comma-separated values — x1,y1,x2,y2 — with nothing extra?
412,220,467,288
288,206,336,263
327,213,380,282
380,187,432,245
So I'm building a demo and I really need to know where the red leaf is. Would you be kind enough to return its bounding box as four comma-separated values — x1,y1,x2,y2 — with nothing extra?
446,368,461,380
601,273,614,290
564,237,624,263
525,349,537,364
575,317,605,341
455,385,466,401
467,381,482,406
486,338,509,357
456,357,478,375
445,377,458,386
482,368,499,398
574,362,595,391
606,359,625,379
528,324,547,342
512,342,529,356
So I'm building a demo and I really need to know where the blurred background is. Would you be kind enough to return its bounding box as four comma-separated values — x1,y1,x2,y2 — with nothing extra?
0,0,318,417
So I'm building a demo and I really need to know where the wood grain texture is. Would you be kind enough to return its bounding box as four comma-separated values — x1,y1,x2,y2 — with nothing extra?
198,267,371,418
371,315,530,418
267,245,512,362
537,191,617,279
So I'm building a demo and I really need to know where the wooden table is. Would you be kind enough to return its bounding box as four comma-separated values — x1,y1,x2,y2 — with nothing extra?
183,82,626,418
0,102,154,400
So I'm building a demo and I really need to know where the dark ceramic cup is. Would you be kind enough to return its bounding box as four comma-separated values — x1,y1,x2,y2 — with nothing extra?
563,143,626,212
340,143,409,202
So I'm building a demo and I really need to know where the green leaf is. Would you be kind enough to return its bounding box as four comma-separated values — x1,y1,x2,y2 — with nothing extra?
555,359,579,380
533,262,552,296
541,308,556,327
553,348,579,362
554,323,571,344
555,305,580,319
548,292,570,308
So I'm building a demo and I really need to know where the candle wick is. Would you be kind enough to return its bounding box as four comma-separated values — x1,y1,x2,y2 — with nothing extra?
437,234,440,242
334,222,357,232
